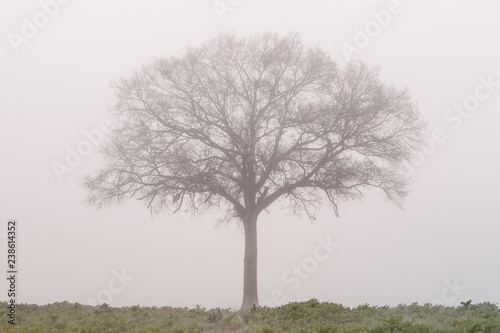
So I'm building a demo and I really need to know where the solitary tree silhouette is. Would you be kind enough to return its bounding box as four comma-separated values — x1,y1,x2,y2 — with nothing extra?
84,32,425,310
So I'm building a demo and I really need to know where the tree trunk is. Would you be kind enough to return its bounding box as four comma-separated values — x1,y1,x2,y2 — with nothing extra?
240,214,259,311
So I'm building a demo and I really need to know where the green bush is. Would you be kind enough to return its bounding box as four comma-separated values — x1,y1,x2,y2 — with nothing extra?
0,300,499,332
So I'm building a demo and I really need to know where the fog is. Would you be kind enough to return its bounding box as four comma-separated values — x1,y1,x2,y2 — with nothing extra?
1,0,500,310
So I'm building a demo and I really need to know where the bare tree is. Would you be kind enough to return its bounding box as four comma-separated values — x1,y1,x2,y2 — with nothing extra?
84,32,426,310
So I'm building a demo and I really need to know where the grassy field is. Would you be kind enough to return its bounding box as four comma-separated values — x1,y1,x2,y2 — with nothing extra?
1,299,499,332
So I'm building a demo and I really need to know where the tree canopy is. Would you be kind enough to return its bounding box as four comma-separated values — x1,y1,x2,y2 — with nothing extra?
84,32,425,222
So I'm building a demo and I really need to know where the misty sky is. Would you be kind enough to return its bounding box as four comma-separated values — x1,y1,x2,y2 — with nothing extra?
1,0,500,310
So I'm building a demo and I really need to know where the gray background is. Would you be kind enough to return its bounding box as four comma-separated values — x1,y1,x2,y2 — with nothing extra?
1,0,499,310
